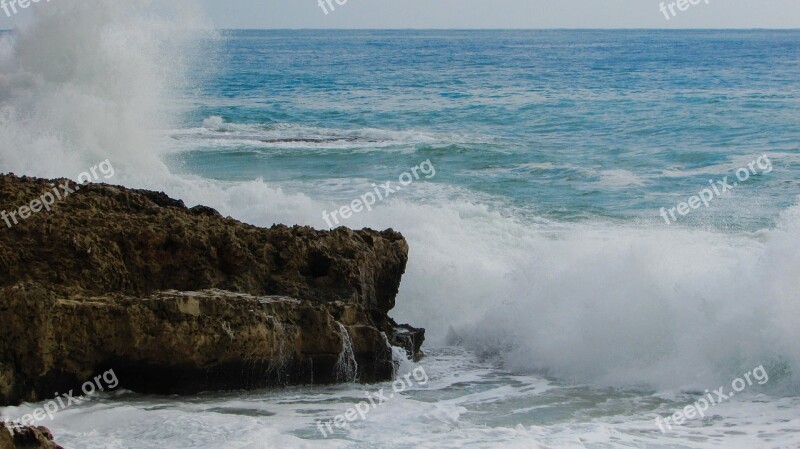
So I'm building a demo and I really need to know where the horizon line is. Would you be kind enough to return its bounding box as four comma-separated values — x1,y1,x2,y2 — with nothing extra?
221,27,800,31
2,27,800,32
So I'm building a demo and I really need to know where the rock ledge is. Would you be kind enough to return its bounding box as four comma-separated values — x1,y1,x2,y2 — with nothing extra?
0,174,424,406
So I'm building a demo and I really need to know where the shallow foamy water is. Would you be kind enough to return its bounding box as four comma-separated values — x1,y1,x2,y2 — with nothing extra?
2,348,796,449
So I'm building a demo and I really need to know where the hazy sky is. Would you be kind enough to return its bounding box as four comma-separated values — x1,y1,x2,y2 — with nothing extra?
1,0,799,30
199,0,800,29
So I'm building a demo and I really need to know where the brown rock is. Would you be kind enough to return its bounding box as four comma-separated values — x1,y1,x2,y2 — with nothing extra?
0,174,423,406
0,175,408,312
0,423,62,449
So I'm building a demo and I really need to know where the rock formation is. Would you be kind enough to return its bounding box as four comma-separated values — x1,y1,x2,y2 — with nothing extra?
0,424,62,449
0,174,424,407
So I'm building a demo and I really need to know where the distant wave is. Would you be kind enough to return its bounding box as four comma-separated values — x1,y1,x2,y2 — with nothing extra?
166,115,478,153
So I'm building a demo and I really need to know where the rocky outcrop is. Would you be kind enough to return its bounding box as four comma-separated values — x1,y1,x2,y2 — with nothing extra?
0,174,423,406
392,324,426,362
0,424,62,449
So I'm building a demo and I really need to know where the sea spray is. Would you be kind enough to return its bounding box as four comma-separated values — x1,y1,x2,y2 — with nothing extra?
380,331,416,378
391,346,417,379
334,322,358,383
264,316,293,384
0,0,213,180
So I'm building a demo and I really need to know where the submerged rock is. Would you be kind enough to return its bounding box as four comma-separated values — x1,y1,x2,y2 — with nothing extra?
0,423,62,449
0,174,423,406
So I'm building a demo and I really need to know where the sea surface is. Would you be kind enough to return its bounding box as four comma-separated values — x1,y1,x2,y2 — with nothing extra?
1,7,800,448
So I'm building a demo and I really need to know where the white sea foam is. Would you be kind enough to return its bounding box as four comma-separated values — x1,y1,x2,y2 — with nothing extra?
11,348,800,449
0,1,213,182
594,168,647,187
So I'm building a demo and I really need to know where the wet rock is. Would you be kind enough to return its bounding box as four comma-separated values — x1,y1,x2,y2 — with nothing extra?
0,423,62,449
0,174,424,406
392,323,426,361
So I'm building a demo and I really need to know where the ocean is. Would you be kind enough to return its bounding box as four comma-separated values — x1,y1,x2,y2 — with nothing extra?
1,4,800,448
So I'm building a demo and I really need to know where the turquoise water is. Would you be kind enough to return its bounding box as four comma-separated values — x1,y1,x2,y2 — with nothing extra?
174,30,800,230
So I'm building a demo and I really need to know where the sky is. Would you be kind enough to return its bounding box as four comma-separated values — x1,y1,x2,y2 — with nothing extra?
1,0,799,30
200,0,799,29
